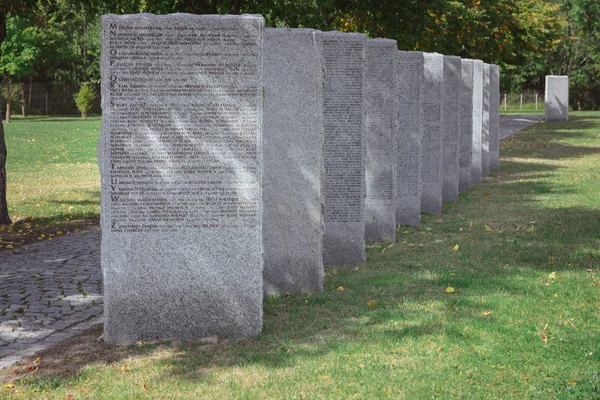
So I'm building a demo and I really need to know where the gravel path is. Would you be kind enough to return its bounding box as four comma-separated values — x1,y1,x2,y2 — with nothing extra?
0,229,103,370
499,114,545,140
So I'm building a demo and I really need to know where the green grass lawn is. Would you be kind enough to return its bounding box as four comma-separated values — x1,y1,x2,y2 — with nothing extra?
0,116,101,247
1,112,600,398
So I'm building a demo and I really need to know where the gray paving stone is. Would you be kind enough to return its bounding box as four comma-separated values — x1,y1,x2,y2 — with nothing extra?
0,228,103,370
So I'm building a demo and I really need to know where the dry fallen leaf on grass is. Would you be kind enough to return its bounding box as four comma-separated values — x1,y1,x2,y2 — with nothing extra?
336,286,344,291
367,300,375,307
453,244,459,251
483,311,493,317
4,384,14,389
444,287,455,294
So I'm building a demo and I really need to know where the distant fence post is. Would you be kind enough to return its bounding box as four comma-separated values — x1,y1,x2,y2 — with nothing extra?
520,94,523,111
535,94,538,111
504,93,507,111
45,90,48,116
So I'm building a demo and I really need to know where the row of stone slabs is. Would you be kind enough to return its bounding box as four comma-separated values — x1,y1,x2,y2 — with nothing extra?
100,14,501,343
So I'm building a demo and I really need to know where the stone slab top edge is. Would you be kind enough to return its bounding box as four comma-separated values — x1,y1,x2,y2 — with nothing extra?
266,27,321,33
367,38,397,45
444,55,461,60
102,13,264,20
546,75,569,79
322,31,367,38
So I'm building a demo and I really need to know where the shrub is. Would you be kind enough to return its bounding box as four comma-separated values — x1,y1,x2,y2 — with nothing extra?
73,84,96,119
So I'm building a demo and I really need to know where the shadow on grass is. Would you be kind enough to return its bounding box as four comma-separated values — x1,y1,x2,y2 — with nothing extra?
2,113,599,392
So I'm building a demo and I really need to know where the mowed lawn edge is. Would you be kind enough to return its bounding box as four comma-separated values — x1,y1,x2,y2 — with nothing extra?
1,112,599,398
1,116,101,249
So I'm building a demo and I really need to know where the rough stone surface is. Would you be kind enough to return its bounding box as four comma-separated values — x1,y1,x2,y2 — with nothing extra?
545,75,569,122
263,28,324,296
471,60,484,185
395,51,423,226
0,230,103,370
421,52,444,214
441,55,461,201
322,31,367,265
459,59,474,192
100,14,264,343
489,64,500,170
481,64,490,178
365,38,397,244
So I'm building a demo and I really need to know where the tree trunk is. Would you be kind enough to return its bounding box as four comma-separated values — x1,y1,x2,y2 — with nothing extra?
0,10,12,224
82,112,87,119
0,121,11,225
28,76,32,111
5,79,10,123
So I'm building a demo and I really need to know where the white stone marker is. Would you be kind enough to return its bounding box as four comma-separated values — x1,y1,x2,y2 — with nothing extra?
489,64,500,170
471,59,484,185
100,14,264,343
545,75,569,122
365,38,397,244
481,63,490,178
396,51,423,226
459,59,474,191
442,55,461,201
263,28,324,296
322,32,367,265
421,52,444,214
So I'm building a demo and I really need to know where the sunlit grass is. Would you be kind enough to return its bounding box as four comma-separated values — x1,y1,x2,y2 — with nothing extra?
1,112,599,398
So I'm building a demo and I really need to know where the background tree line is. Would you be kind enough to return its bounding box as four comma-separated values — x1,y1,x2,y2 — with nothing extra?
2,0,600,114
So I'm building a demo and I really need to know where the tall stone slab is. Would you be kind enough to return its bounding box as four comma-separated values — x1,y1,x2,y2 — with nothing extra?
471,60,484,185
322,32,367,265
442,55,461,201
263,28,324,296
545,75,569,122
459,59,474,191
100,14,264,343
365,39,397,244
396,51,423,226
489,64,500,170
481,63,490,178
421,52,444,214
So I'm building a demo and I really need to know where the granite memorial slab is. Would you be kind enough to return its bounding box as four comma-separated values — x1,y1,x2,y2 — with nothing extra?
322,31,367,265
489,64,500,170
481,63,490,178
395,51,423,226
365,38,397,244
442,55,461,201
545,75,569,122
471,59,484,185
263,28,324,296
421,52,444,214
459,59,474,191
100,14,264,343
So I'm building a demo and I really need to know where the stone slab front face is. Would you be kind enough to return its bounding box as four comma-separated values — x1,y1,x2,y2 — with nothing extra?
322,32,367,265
489,64,500,170
471,60,484,185
396,51,423,226
459,59,474,191
365,38,397,244
442,55,461,201
100,14,264,344
421,52,444,214
545,75,569,122
481,64,490,178
262,28,324,296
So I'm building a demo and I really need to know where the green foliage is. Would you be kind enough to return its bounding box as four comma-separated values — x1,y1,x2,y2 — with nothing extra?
73,85,96,115
0,15,40,78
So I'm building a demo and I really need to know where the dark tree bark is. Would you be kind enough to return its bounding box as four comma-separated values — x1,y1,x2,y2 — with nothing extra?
0,7,12,225
0,120,11,225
